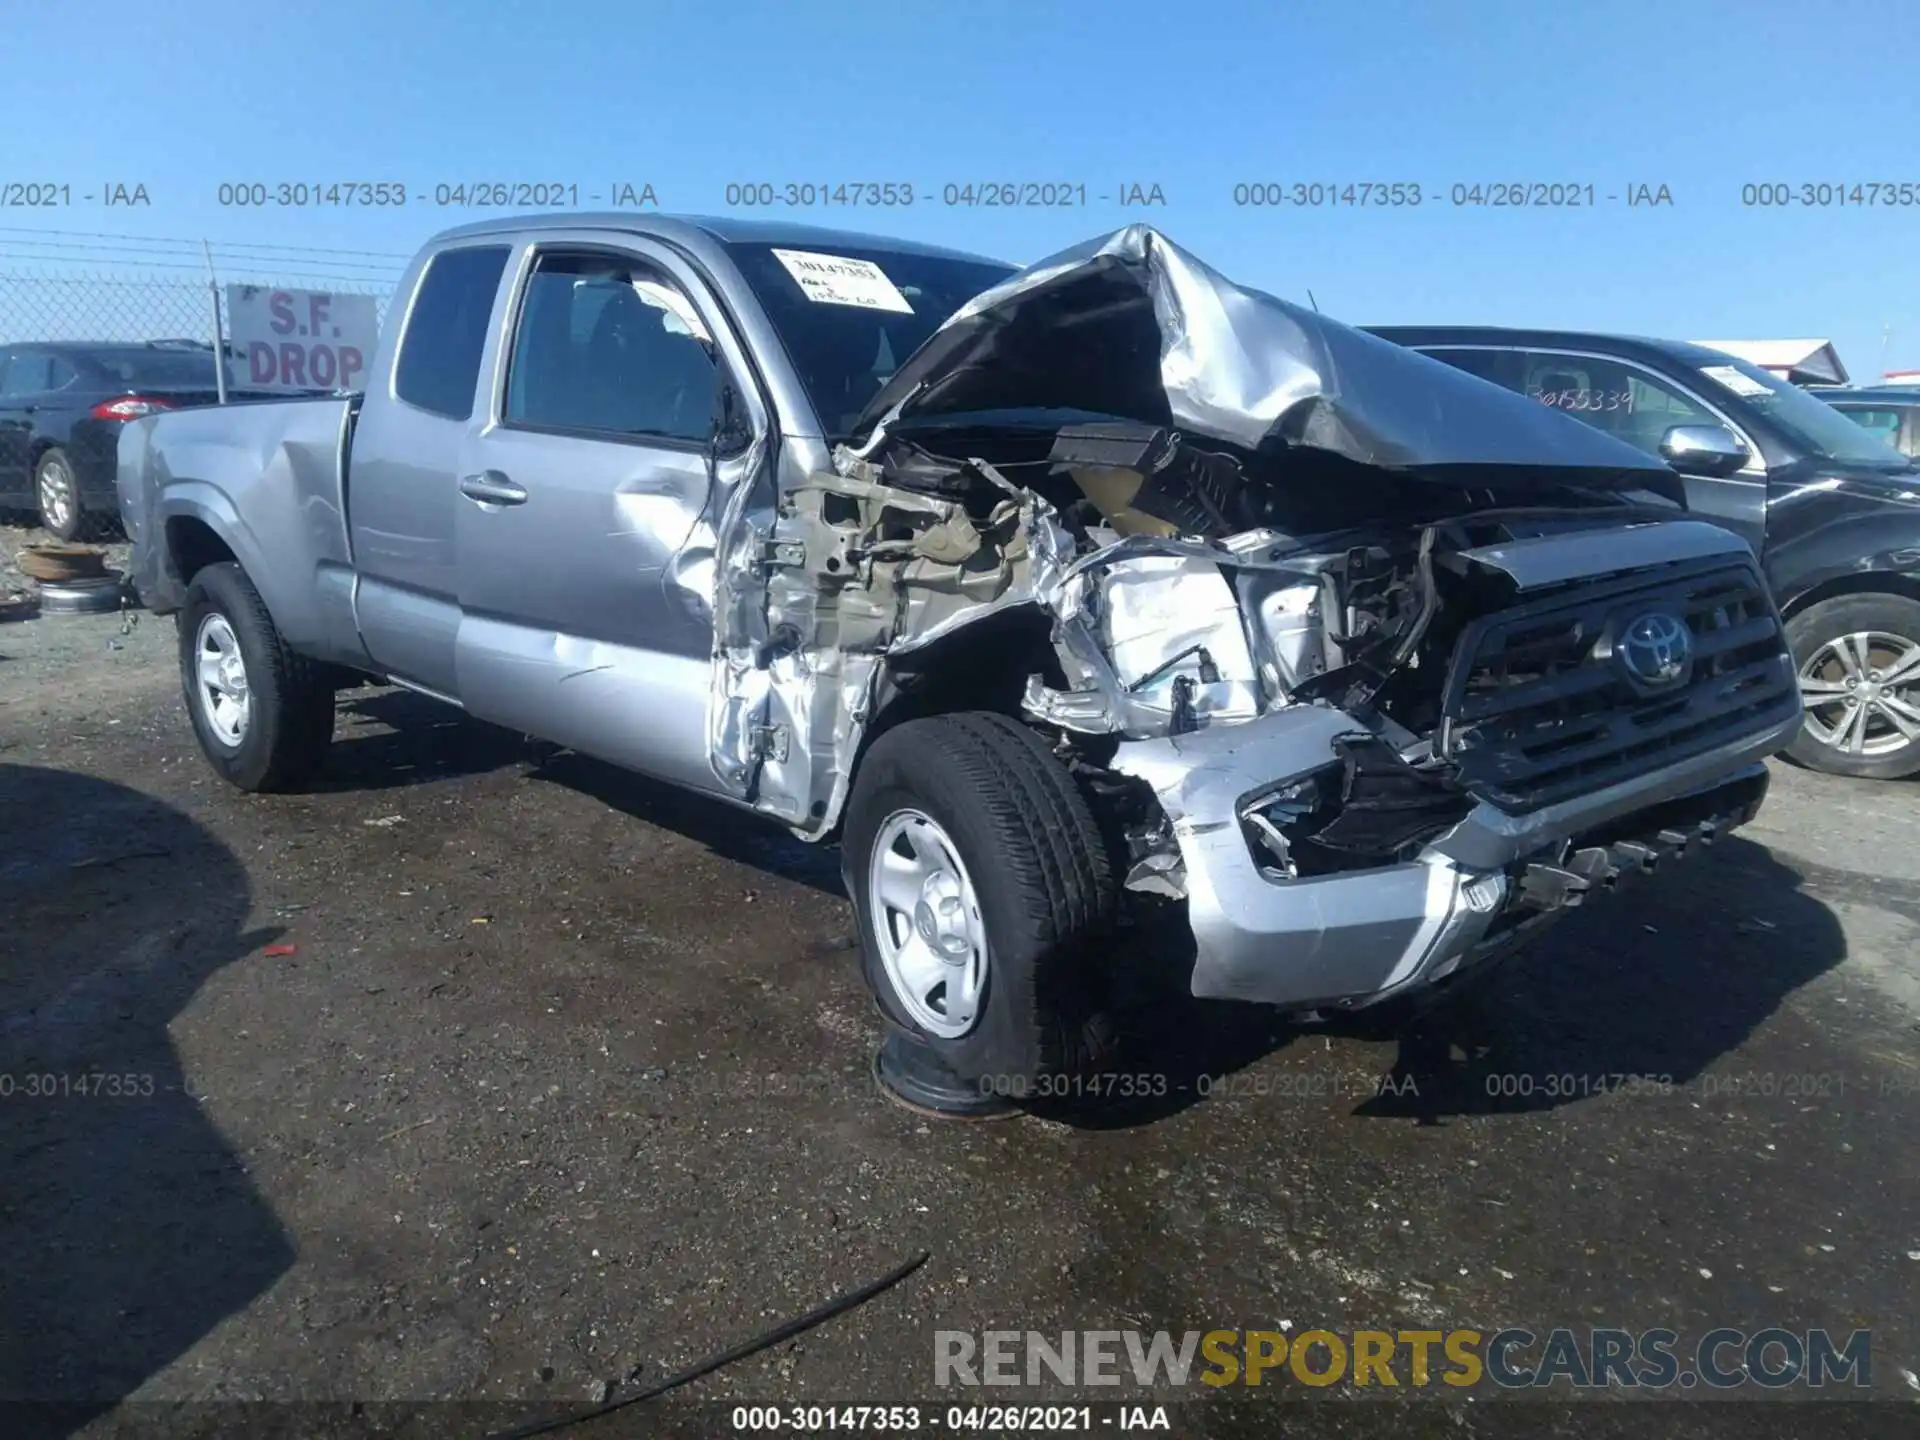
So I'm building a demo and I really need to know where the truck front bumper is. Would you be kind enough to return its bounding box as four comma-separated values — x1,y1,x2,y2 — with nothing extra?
1111,704,1800,1010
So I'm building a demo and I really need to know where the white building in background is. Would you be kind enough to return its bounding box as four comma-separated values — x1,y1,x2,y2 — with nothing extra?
1691,339,1850,386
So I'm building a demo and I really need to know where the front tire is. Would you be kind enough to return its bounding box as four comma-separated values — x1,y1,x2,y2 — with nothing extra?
1784,593,1920,780
178,562,336,791
844,712,1119,1088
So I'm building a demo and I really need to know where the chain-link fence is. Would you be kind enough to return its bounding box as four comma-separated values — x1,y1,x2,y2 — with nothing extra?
0,230,405,353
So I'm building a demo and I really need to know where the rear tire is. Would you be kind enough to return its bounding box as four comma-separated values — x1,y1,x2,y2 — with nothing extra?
1784,593,1920,780
178,562,335,791
35,448,88,541
844,712,1119,1088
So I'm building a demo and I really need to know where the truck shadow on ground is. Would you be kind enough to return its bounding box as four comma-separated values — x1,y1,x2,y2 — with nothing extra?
523,751,850,898
316,690,850,895
1052,835,1848,1131
313,687,542,793
0,765,294,1434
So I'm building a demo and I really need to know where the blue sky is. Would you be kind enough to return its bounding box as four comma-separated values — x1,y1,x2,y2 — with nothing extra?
4,0,1917,375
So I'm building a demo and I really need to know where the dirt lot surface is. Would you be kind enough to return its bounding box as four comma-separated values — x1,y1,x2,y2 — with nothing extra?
3,544,1917,1439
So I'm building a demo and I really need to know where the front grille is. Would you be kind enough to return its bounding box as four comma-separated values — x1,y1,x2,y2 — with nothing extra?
1437,556,1800,811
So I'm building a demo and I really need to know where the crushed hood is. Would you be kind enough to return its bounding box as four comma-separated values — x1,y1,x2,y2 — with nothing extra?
853,224,1683,504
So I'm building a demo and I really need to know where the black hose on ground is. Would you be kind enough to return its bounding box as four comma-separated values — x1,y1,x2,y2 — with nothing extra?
483,1249,932,1440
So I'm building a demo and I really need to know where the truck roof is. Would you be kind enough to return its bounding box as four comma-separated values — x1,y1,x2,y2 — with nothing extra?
425,211,1011,269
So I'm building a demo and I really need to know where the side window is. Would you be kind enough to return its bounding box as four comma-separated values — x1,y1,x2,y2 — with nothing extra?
395,245,512,421
1420,347,1524,391
1520,351,1719,456
503,251,720,444
0,354,52,396
47,357,77,389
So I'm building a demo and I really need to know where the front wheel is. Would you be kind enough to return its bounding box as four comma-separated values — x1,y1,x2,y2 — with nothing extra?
1784,593,1920,780
844,713,1120,1088
178,562,336,791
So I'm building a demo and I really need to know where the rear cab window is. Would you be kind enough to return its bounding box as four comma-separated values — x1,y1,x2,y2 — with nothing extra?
395,245,512,420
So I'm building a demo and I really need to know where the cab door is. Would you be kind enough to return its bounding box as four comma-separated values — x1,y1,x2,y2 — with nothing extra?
450,236,768,795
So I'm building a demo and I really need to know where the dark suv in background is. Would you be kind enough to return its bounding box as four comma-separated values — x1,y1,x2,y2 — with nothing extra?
1369,327,1920,780
0,340,263,540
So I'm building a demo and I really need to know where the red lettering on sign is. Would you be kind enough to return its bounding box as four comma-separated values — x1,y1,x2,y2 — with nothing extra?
269,292,296,335
278,344,307,385
309,344,337,387
337,347,364,390
249,341,277,384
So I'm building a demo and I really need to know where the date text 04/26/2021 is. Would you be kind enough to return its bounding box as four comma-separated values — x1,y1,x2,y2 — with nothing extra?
728,1405,1171,1431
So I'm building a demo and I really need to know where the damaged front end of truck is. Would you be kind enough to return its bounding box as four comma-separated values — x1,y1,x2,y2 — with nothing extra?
710,225,1805,1012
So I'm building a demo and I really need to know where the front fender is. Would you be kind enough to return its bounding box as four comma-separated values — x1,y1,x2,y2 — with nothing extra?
1764,499,1920,612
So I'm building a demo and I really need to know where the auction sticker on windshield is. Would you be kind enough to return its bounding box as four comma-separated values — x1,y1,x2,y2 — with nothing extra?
1700,364,1773,398
772,249,914,312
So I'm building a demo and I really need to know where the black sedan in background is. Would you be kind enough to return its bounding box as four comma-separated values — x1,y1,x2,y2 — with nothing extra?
1368,327,1920,780
0,341,264,540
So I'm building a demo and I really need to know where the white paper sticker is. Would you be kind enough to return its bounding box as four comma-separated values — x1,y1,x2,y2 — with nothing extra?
772,249,914,313
1700,364,1773,398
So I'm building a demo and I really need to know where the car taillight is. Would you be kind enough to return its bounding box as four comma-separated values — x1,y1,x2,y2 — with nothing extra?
91,396,178,420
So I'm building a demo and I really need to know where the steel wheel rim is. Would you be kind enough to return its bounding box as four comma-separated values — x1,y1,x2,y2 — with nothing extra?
37,456,74,532
1798,629,1920,758
867,808,987,1039
194,612,251,748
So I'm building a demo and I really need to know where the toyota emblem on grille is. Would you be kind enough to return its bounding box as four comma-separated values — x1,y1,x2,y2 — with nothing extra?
1617,611,1693,688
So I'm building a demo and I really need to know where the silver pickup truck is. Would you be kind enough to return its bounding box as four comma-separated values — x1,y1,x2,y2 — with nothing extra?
120,216,1806,1087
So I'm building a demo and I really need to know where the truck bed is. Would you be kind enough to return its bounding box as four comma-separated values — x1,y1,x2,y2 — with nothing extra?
119,394,362,650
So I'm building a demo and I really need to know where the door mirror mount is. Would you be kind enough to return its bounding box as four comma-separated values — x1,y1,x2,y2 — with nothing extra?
1659,423,1750,479
710,376,753,459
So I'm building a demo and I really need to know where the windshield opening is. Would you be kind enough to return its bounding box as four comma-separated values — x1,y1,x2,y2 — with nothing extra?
1700,356,1912,468
722,241,1014,440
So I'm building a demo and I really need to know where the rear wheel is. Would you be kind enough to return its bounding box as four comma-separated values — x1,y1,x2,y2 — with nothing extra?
1784,593,1920,780
844,713,1119,1088
178,562,336,791
35,448,86,541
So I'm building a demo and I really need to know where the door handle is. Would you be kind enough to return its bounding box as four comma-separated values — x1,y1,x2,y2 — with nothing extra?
459,470,528,507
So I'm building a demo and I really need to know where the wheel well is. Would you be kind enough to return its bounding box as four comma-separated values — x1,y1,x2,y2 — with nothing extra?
863,609,1064,747
1781,571,1920,621
823,609,1065,842
165,516,238,587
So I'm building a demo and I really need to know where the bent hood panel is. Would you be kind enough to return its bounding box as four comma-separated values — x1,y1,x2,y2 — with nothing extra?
854,225,1680,500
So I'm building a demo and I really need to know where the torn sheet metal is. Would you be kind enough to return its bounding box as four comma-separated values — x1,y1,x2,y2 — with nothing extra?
850,224,1682,503
713,459,1046,832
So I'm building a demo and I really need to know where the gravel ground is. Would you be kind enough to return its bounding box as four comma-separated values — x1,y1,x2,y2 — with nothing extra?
1,578,1917,1440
